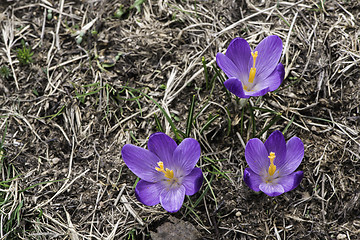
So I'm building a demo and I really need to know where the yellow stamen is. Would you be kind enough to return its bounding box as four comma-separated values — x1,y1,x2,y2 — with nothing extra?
268,152,276,176
248,51,258,83
155,161,174,179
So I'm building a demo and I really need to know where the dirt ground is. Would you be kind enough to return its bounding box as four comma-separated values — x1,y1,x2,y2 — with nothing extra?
0,0,359,239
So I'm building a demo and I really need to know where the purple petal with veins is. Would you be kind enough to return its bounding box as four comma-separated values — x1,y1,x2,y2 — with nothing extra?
243,131,304,197
122,132,203,212
216,35,284,98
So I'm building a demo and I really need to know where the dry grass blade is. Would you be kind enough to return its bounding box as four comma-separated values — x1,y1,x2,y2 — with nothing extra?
120,195,144,226
65,209,79,240
31,169,90,211
1,20,18,89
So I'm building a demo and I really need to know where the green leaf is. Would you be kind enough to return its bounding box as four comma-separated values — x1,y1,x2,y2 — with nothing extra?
248,101,256,138
240,106,245,136
211,63,231,100
185,95,196,138
200,114,219,134
282,115,295,135
256,112,282,138
202,56,209,90
122,86,181,141
131,0,145,13
114,5,125,18
154,114,164,132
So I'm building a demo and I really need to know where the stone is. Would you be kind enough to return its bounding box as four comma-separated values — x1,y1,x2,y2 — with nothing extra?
150,216,201,240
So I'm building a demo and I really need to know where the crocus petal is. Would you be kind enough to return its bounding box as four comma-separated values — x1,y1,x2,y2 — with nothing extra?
225,38,252,81
216,53,241,79
135,180,164,206
182,167,203,196
253,35,283,81
224,79,272,98
277,137,304,175
277,171,303,192
172,138,201,175
148,132,177,165
122,144,162,182
224,77,248,98
242,86,270,97
277,63,285,83
160,185,186,213
243,168,262,192
264,130,286,167
259,182,285,197
252,63,284,92
245,138,269,175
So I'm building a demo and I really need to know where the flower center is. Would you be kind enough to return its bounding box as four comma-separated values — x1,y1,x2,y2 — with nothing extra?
248,51,258,84
155,161,174,179
268,152,276,176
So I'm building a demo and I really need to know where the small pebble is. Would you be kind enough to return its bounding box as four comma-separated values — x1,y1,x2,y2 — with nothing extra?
337,233,347,240
52,157,60,165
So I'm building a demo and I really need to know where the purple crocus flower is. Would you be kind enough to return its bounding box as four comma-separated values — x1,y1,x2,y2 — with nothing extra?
121,132,203,212
243,130,304,197
216,35,285,98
